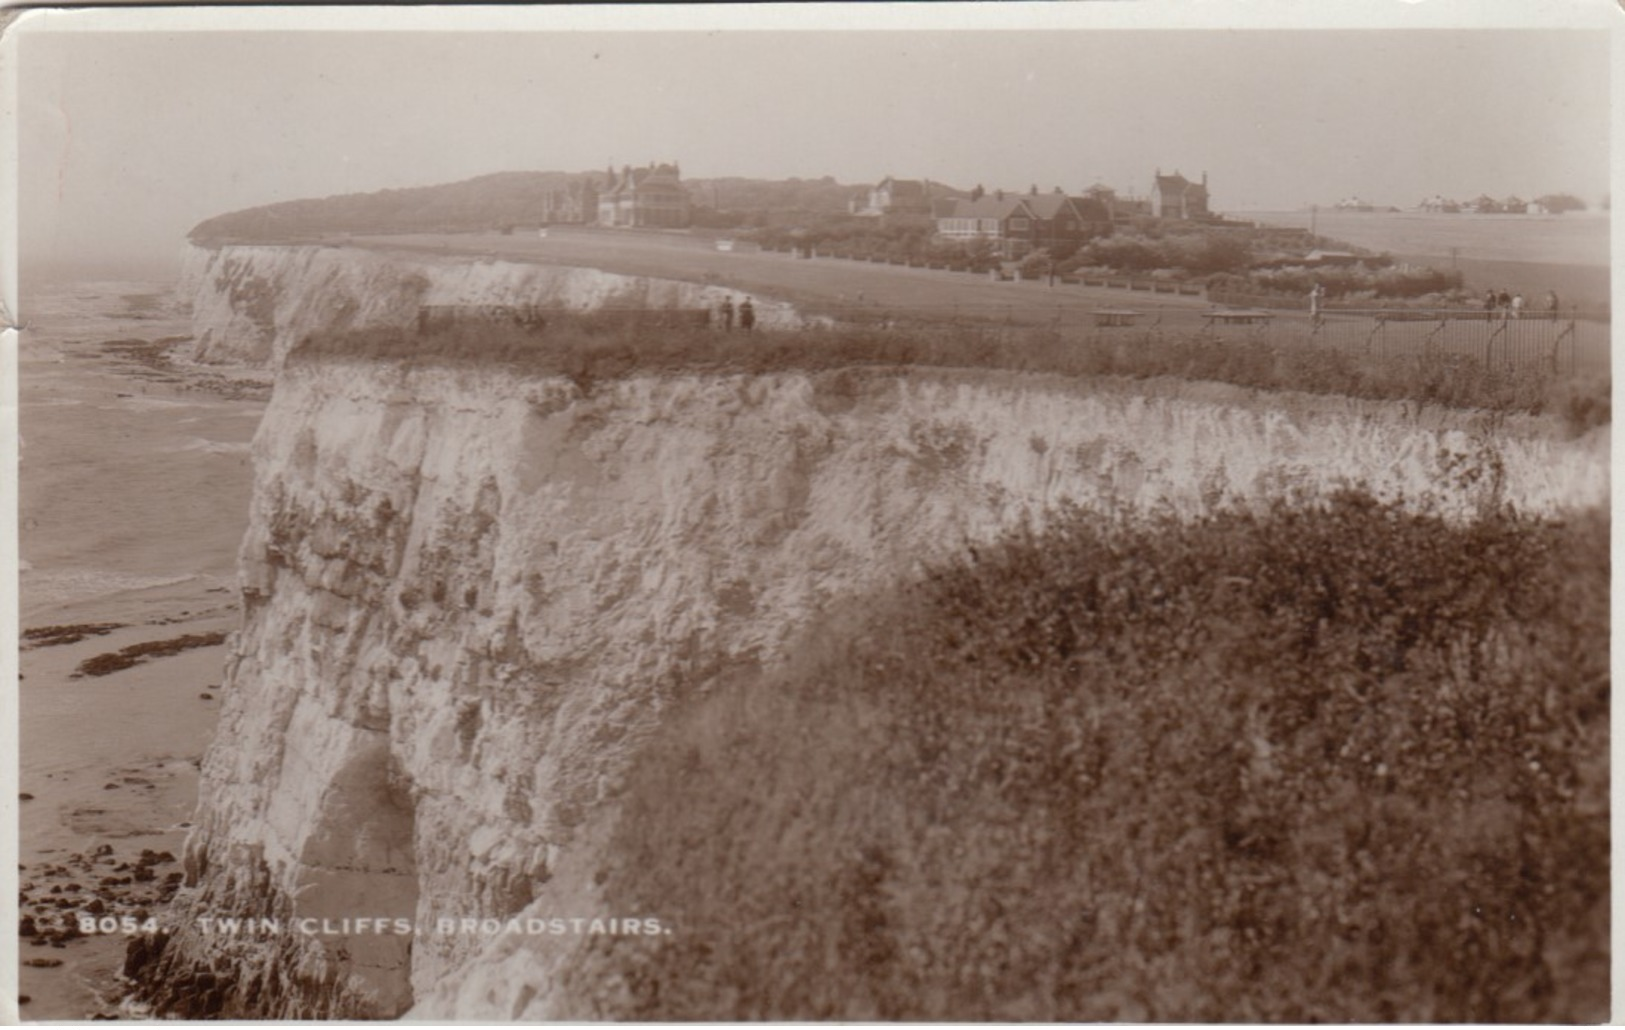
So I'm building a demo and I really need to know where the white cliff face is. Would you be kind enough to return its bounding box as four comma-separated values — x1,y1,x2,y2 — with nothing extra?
137,350,1607,1018
179,244,804,367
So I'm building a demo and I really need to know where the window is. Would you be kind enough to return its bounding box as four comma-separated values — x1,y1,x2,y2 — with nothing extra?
1009,217,1030,232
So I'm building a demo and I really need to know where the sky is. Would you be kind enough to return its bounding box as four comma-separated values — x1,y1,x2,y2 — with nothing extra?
7,4,1617,280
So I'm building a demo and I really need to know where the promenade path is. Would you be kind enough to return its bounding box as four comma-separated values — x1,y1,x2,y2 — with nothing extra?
351,227,1221,333
349,227,1606,373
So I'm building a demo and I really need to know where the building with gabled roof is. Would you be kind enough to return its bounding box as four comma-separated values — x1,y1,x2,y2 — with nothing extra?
933,187,1110,259
1151,169,1210,220
597,162,691,228
850,176,935,217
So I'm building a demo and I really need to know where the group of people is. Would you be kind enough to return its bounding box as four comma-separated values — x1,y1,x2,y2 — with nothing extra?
715,296,755,332
1482,288,1559,320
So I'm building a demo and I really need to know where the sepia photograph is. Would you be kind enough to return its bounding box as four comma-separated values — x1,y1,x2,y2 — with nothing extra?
4,2,1614,1021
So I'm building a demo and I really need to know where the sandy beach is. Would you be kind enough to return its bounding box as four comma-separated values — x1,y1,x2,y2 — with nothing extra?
16,282,268,1018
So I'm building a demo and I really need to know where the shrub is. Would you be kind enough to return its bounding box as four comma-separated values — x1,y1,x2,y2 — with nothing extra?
1239,264,1465,301
588,492,1609,1021
1084,235,1163,273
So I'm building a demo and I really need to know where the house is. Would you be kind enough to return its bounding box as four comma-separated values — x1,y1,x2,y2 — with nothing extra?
850,176,934,217
933,188,1110,259
597,162,691,228
1419,195,1461,213
1151,169,1210,220
538,180,599,224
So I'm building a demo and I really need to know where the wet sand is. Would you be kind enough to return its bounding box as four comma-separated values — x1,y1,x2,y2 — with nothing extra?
16,283,269,1018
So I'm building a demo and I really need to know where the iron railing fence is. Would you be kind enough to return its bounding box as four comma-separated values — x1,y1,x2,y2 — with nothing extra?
1296,310,1605,376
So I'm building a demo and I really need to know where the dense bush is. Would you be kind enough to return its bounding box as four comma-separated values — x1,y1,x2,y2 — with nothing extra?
586,492,1609,1021
752,216,1005,271
1217,264,1467,301
1081,234,1166,273
1060,225,1457,297
1058,230,1259,279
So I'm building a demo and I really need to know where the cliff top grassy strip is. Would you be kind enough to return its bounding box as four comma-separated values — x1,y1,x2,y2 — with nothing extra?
288,321,1609,433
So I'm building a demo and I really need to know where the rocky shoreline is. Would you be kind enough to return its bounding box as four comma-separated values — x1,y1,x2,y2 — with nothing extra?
17,282,266,1018
18,846,182,1016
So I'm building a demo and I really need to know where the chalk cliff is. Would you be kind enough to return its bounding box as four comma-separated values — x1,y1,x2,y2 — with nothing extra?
178,243,804,368
133,318,1607,1017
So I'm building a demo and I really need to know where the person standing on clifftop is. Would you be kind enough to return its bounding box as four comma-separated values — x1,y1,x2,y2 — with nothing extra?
738,298,756,333
717,296,735,332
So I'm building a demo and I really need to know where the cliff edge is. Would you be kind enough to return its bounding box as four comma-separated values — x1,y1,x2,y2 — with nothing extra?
179,243,805,368
129,328,1605,1016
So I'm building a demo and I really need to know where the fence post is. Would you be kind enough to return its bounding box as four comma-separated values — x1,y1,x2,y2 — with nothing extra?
1424,317,1446,359
1552,319,1576,375
1483,319,1509,368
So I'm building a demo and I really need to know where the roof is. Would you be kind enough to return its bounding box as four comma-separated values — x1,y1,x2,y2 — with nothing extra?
879,177,927,197
936,193,1111,223
1155,172,1208,195
935,195,1030,220
1021,193,1076,219
604,163,684,197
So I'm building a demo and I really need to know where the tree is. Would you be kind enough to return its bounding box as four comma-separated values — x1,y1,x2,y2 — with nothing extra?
962,237,999,271
1533,193,1587,214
